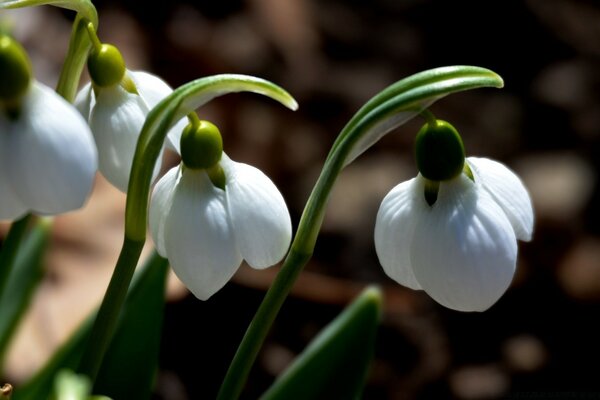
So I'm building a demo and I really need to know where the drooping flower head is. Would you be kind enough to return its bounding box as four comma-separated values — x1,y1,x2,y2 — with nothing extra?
149,119,292,300
374,118,533,312
0,34,97,220
75,31,186,192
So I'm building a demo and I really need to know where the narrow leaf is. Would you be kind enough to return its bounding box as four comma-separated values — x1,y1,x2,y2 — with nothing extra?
12,252,168,400
0,218,52,368
92,254,169,399
260,286,383,400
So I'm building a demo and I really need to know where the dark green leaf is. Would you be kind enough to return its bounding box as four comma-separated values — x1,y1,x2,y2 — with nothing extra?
260,286,383,400
0,218,51,368
93,254,169,399
12,252,168,400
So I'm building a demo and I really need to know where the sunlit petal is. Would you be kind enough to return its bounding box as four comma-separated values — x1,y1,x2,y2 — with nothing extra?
89,83,161,192
374,177,423,290
74,82,94,121
149,165,181,256
129,71,188,153
468,157,534,241
164,168,242,300
221,154,292,269
411,174,517,312
5,82,97,215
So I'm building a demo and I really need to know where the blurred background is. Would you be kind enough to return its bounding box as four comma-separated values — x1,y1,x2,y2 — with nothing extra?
2,0,600,398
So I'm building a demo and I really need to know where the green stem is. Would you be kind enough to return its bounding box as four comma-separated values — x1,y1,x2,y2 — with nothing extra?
55,15,93,102
217,66,505,399
216,249,310,400
0,214,32,301
76,237,144,381
77,75,296,386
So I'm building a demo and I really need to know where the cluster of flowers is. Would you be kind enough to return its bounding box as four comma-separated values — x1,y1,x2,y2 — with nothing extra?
0,33,533,312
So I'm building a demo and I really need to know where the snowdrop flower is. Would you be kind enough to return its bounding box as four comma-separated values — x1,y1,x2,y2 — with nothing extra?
75,40,186,192
0,35,97,221
149,119,292,300
374,119,533,312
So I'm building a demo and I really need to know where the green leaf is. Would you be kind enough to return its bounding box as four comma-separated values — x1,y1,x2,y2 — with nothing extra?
0,218,52,369
260,286,383,400
12,252,169,400
93,254,169,400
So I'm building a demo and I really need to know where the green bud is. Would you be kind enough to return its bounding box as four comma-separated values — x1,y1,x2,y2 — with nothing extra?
414,119,465,181
180,119,224,170
87,44,126,88
0,35,32,102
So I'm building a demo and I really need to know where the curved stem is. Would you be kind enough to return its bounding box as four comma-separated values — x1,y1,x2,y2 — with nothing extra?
85,21,102,52
77,237,145,381
55,15,93,102
217,66,504,399
77,75,296,384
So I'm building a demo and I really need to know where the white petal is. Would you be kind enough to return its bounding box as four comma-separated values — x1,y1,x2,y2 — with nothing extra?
129,71,188,153
468,157,534,241
221,154,292,269
0,129,27,220
4,82,97,215
164,168,242,300
89,82,161,192
149,165,181,256
374,177,423,290
411,174,518,312
74,82,94,121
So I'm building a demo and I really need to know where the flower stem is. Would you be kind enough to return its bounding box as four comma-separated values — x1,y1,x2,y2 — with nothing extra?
76,237,145,381
217,66,505,399
216,248,311,400
55,15,94,102
0,214,32,302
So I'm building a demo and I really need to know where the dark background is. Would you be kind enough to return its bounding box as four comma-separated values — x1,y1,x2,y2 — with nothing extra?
5,0,600,399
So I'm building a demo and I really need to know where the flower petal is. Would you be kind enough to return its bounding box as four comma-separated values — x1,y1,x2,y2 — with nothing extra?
149,165,181,256
164,168,242,300
0,129,27,220
468,157,534,241
374,177,423,290
89,82,161,192
129,71,188,153
4,82,97,215
221,154,292,269
74,82,94,121
411,174,518,312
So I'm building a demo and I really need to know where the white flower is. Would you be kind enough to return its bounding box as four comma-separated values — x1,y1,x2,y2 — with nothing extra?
374,157,533,312
75,70,187,192
0,82,97,220
149,153,292,300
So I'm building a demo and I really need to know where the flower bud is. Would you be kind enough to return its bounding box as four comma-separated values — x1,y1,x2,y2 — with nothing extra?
87,44,126,88
415,119,465,181
180,119,223,170
0,35,32,102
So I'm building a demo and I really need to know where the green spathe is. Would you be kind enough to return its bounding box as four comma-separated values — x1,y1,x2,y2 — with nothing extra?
87,44,125,88
415,119,465,181
0,35,31,102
